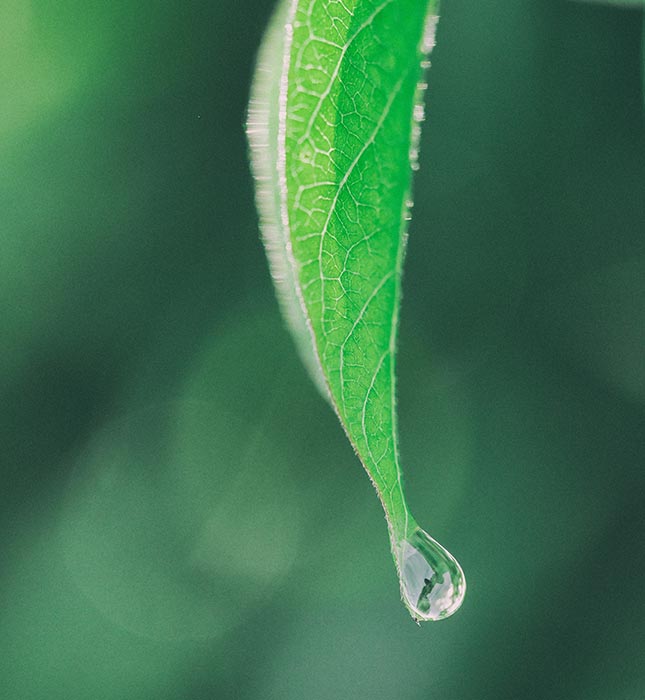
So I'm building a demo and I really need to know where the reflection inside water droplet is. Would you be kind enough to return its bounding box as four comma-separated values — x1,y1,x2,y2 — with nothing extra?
396,527,466,621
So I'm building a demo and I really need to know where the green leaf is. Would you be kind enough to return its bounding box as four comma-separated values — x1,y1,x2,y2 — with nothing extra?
247,0,465,621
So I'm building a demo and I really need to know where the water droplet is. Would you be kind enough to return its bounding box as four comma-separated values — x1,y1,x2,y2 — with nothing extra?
396,526,466,621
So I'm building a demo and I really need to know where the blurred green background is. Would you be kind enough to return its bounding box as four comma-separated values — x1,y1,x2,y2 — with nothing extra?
1,1,644,698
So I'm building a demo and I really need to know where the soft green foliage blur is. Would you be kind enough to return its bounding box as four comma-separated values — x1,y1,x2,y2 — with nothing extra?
1,1,644,699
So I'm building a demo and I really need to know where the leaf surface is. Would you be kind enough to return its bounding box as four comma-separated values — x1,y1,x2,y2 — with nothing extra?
247,0,465,621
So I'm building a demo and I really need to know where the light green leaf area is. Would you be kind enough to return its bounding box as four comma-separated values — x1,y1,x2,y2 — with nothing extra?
247,0,465,621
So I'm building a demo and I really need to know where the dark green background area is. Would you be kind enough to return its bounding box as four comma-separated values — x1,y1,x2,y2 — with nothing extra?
1,1,644,698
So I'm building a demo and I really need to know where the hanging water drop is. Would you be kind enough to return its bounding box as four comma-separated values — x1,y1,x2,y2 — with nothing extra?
395,526,466,621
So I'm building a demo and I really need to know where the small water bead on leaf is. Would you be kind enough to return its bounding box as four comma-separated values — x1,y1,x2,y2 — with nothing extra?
396,527,466,621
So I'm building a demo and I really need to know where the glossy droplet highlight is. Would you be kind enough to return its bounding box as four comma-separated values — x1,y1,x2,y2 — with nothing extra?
396,526,466,621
